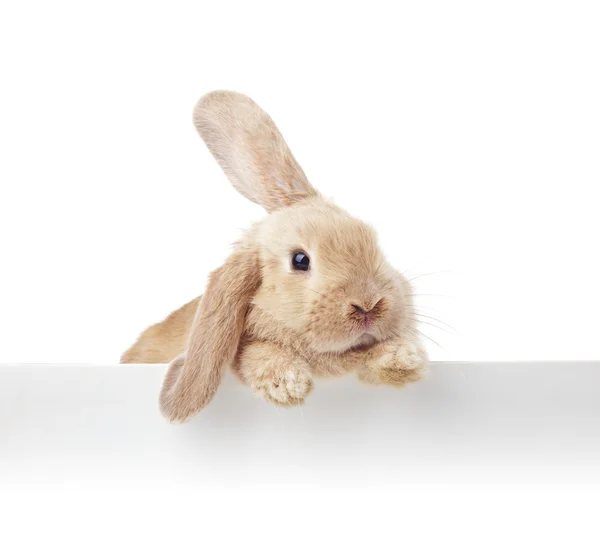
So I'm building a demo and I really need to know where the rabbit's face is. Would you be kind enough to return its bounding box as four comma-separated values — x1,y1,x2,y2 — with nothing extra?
254,198,411,353
158,91,428,421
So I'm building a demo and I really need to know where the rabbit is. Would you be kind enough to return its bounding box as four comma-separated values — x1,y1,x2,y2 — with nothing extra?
121,90,429,423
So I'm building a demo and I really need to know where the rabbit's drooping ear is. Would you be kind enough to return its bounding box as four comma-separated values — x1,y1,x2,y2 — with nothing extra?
159,244,261,423
193,91,318,212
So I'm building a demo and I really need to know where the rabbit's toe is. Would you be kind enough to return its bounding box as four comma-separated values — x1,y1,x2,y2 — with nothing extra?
369,342,429,387
254,367,313,406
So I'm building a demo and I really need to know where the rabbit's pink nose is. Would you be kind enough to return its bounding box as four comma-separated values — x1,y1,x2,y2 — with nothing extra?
351,304,368,314
351,298,382,315
349,298,384,326
350,303,375,326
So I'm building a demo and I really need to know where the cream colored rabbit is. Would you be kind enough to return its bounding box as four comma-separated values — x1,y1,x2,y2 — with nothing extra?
121,91,428,423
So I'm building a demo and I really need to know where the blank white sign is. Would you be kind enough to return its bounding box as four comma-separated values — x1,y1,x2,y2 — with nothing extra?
3,362,600,486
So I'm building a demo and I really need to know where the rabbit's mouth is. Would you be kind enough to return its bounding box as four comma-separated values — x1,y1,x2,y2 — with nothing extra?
312,331,380,354
351,333,378,350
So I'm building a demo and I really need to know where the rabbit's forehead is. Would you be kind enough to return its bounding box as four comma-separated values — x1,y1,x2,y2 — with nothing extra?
266,203,384,270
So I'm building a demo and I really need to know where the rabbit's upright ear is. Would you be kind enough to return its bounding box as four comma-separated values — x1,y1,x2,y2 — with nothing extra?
159,243,261,423
194,91,318,212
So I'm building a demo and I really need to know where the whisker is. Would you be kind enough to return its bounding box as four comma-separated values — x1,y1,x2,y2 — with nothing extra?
305,287,327,299
277,311,315,329
413,319,455,336
405,325,450,356
409,293,451,298
409,312,456,332
404,270,453,283
404,303,447,313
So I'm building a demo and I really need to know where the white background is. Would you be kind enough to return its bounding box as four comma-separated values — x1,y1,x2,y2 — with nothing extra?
1,3,600,542
1,0,599,364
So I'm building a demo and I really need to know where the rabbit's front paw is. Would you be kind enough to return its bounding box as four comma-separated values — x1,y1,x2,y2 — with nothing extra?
253,366,314,407
365,341,429,387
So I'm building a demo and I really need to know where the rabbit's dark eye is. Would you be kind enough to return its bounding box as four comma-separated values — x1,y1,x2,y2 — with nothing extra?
292,251,310,271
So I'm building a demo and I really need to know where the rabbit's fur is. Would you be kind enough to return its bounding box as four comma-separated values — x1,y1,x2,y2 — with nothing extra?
121,91,428,423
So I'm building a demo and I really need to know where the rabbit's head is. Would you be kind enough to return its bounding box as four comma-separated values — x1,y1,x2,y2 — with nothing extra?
252,199,411,353
196,91,412,353
160,91,414,422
